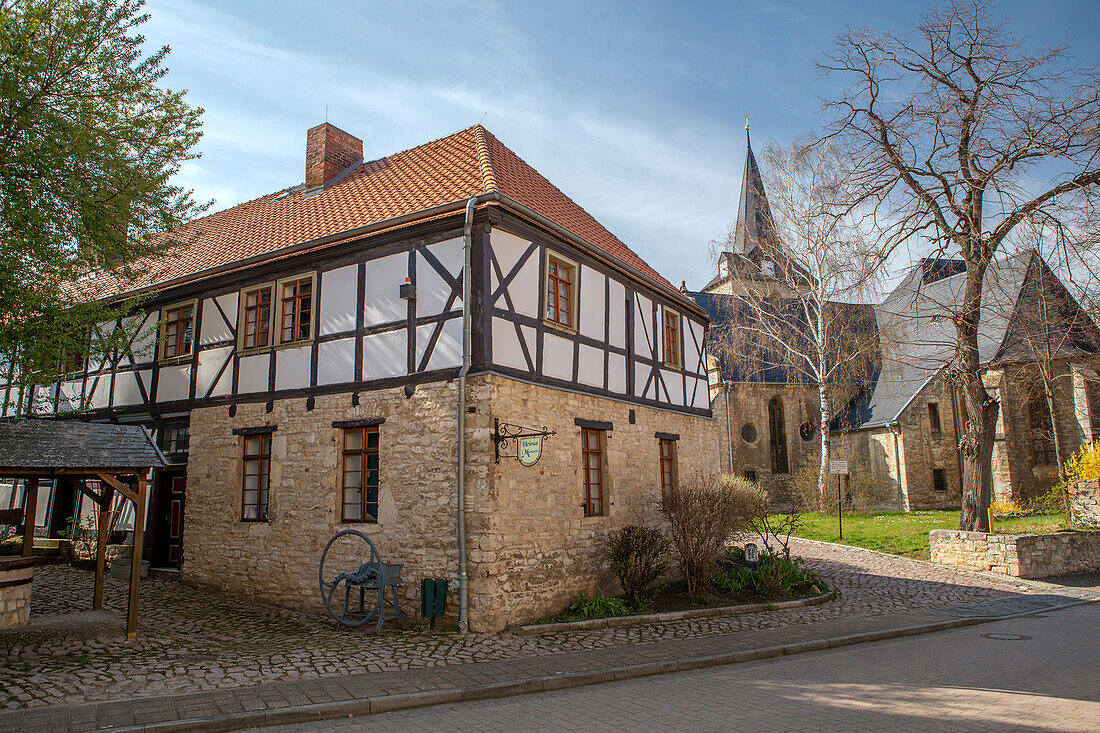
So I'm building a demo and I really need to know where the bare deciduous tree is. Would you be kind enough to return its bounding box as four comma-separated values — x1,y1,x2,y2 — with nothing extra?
819,0,1100,530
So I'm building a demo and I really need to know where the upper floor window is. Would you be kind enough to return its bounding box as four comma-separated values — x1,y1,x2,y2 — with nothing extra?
582,427,606,517
58,337,87,377
928,402,942,434
662,307,681,368
241,284,274,350
342,427,380,522
160,301,196,361
159,425,190,456
545,254,576,329
278,274,315,345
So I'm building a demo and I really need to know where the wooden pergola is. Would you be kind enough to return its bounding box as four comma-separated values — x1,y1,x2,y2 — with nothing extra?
0,420,166,639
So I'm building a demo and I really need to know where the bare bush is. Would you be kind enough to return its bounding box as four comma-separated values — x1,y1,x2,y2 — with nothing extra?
604,525,669,610
659,473,755,595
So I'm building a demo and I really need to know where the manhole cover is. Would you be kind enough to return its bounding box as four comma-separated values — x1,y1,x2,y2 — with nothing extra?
980,632,1031,641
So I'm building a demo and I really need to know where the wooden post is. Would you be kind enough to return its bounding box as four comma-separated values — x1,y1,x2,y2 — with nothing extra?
126,473,147,639
93,484,115,611
21,477,38,558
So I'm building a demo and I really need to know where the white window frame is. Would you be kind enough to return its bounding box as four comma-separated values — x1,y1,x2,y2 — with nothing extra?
661,305,682,369
158,299,198,363
544,250,579,333
275,272,317,347
238,281,276,352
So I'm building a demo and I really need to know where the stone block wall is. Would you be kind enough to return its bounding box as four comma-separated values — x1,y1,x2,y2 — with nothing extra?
1071,479,1100,529
930,528,1100,577
0,557,32,629
183,382,463,623
467,375,720,631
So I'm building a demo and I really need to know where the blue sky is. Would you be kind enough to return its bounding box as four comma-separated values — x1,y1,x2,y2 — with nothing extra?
144,0,1100,291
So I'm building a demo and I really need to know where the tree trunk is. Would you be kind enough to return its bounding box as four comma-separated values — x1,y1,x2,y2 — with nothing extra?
817,383,832,511
956,265,999,532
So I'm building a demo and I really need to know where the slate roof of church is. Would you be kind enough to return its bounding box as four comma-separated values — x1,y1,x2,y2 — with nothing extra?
75,125,677,298
835,251,1100,430
0,420,166,471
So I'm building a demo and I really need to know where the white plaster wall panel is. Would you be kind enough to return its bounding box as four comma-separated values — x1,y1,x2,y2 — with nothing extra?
577,343,604,388
608,280,627,349
579,266,605,340
127,312,160,365
491,317,532,371
196,346,233,397
417,238,463,319
200,293,236,345
690,377,709,409
491,229,539,318
57,379,84,412
417,318,462,371
543,332,574,381
112,370,143,406
607,353,626,394
320,265,358,336
363,253,409,326
661,368,684,406
88,319,117,373
157,364,190,403
317,338,356,385
633,294,654,357
685,319,703,372
237,353,270,394
275,345,311,391
361,330,406,380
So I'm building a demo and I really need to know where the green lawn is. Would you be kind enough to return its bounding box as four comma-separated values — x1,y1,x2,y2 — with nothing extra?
787,510,1071,560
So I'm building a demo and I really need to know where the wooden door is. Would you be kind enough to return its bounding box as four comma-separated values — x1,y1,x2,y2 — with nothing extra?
152,471,186,568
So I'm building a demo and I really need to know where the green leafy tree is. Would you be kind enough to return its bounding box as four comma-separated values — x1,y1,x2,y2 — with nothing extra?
0,0,205,410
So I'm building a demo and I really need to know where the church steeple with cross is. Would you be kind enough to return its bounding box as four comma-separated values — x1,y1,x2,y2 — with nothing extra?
730,117,781,256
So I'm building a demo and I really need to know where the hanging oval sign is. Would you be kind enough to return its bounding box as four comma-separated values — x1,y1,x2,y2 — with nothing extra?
518,435,543,466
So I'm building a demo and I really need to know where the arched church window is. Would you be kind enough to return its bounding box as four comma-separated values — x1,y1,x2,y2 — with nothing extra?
769,397,789,474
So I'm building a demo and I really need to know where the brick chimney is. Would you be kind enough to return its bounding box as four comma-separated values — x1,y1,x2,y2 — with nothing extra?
305,123,363,189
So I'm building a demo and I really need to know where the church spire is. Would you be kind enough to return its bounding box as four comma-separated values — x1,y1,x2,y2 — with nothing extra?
731,123,781,256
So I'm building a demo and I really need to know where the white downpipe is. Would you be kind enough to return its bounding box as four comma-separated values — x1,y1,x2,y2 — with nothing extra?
457,196,477,632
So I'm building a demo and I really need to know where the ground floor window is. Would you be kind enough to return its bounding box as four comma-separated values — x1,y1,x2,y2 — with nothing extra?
659,438,677,493
342,427,380,522
241,435,271,521
582,428,605,517
932,467,947,494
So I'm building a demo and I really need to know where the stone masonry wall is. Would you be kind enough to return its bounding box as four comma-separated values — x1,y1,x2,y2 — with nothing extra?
1071,479,1100,529
0,558,32,629
466,375,720,631
183,383,463,623
930,528,1100,577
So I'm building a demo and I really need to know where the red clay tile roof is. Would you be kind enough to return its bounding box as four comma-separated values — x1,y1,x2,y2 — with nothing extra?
79,125,674,297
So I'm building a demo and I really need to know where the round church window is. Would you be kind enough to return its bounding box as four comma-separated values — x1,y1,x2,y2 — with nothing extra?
741,423,758,444
800,422,816,441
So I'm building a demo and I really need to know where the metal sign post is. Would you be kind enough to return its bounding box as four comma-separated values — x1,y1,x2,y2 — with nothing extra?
829,459,848,540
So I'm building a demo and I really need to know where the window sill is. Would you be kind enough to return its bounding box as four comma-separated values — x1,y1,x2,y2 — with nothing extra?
662,361,681,370
158,354,194,367
341,519,379,524
543,319,577,337
273,338,314,351
238,345,273,357
240,518,269,524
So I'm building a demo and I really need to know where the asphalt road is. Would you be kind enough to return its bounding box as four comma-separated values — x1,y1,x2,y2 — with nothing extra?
258,601,1100,732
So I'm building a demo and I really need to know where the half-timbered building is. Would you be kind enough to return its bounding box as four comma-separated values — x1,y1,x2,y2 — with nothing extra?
2,123,716,631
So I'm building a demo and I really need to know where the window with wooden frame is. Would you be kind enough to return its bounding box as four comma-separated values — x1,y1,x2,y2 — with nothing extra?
160,301,196,361
277,274,315,345
239,283,274,350
58,332,88,377
582,428,606,517
928,402,942,434
341,427,380,522
545,253,576,330
662,307,681,368
241,434,271,521
658,438,677,494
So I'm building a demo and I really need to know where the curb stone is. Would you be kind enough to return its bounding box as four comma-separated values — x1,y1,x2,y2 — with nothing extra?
508,590,836,634
112,596,1096,733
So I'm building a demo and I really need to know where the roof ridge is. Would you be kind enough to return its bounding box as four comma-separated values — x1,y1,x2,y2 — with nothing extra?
472,125,499,194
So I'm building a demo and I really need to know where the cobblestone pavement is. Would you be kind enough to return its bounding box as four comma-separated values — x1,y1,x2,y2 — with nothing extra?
265,603,1100,733
0,539,1046,709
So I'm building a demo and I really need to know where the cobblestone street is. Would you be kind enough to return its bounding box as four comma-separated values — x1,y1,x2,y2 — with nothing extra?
0,540,1049,710
273,602,1100,732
